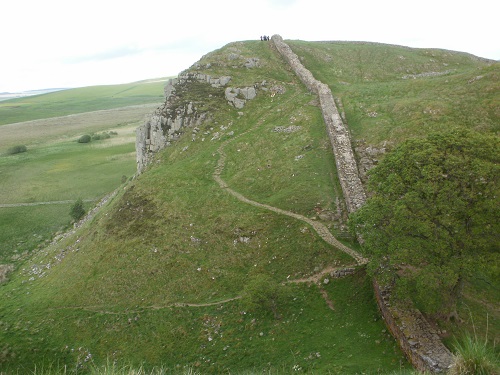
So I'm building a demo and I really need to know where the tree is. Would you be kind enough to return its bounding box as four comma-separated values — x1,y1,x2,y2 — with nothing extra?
78,135,91,143
70,198,86,222
350,129,499,316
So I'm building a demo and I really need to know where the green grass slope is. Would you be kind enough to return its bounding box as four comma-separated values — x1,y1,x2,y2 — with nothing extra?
1,40,497,373
287,41,499,145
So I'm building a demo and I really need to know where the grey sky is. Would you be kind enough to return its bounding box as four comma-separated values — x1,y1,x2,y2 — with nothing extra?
1,0,498,92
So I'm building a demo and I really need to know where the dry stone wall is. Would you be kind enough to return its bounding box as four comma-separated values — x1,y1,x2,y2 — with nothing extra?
373,280,453,373
271,35,366,213
272,35,455,373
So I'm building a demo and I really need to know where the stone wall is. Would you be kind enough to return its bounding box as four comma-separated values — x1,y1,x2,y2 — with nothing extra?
271,35,366,213
373,279,453,373
272,35,455,373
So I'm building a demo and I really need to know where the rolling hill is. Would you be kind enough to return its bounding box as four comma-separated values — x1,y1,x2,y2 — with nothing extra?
0,37,498,374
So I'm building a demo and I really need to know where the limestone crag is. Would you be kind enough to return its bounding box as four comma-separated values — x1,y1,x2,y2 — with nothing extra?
271,35,366,213
178,72,232,88
136,71,261,173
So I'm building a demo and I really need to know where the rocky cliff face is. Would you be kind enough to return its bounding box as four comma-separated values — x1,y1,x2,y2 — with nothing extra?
136,72,260,174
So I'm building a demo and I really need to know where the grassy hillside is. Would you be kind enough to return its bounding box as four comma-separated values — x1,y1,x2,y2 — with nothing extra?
286,41,499,346
287,41,499,145
0,40,497,373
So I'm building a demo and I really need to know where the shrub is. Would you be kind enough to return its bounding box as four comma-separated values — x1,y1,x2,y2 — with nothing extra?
449,333,499,375
91,132,111,141
78,135,92,143
240,274,289,319
6,145,27,155
0,264,14,284
70,198,86,221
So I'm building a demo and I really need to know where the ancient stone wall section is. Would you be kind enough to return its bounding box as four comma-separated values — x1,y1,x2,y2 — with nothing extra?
271,35,366,213
272,35,455,373
373,280,453,373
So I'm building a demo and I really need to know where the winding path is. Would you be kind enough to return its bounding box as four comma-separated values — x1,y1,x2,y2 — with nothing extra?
213,132,367,265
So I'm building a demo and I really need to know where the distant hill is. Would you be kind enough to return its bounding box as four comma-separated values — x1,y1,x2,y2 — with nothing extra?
0,78,169,125
0,88,69,101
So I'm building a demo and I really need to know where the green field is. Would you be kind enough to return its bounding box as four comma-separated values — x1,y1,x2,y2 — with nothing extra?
0,79,167,126
0,40,498,374
0,80,165,263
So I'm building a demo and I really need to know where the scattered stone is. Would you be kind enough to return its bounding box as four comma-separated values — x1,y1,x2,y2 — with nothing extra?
245,58,260,68
273,125,302,133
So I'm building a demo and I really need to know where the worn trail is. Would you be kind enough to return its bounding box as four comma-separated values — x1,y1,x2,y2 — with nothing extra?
213,133,367,265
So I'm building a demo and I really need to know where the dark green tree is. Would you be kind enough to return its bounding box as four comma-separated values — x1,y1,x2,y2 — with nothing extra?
78,134,91,143
70,198,86,222
350,129,499,317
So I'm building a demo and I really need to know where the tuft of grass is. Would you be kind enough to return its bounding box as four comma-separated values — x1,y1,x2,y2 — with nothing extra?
449,333,499,375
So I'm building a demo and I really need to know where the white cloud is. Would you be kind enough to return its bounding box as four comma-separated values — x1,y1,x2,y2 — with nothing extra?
0,0,498,92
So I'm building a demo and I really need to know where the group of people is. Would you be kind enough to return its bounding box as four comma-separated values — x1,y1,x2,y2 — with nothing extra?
260,35,270,41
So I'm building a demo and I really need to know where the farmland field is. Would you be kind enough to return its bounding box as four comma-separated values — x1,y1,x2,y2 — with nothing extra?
0,80,166,262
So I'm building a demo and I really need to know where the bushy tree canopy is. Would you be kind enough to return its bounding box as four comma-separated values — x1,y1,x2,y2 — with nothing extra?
350,129,499,315
70,198,86,222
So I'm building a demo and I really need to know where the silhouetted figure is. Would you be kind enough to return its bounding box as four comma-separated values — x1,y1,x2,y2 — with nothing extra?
260,36,263,41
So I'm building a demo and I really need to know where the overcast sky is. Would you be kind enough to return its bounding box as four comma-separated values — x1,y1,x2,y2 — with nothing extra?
1,0,498,92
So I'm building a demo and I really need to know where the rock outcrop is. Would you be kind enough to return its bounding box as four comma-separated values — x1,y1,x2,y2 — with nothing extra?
136,76,210,173
271,35,366,213
136,72,260,173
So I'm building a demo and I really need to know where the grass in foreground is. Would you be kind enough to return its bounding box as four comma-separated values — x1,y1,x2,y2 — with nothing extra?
448,333,499,375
